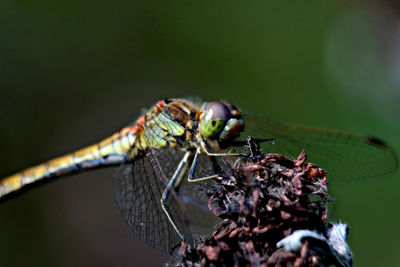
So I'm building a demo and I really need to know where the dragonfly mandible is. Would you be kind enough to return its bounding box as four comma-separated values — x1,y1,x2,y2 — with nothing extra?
0,98,397,253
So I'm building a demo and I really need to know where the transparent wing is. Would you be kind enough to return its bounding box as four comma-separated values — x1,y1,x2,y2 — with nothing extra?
174,152,228,235
239,115,398,182
113,148,186,253
113,146,228,253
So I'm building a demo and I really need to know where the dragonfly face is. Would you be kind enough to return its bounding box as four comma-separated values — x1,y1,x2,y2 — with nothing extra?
198,101,244,147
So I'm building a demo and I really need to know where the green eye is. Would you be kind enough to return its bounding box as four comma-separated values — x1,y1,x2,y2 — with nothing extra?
200,119,227,139
199,102,230,139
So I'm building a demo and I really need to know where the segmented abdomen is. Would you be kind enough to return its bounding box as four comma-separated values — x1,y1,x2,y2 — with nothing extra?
0,127,137,199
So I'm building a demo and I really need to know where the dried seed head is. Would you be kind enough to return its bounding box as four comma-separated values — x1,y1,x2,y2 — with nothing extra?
173,137,352,267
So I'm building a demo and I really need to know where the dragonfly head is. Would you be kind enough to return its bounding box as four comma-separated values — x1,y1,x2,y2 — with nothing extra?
198,101,244,146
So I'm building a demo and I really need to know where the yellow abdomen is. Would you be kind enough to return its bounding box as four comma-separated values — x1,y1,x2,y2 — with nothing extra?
0,126,137,199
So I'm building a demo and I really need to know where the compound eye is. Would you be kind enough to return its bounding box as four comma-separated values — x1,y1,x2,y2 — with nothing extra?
200,102,230,139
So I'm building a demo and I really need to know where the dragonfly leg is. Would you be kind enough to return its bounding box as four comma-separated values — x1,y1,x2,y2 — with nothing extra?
199,139,243,157
187,147,223,182
188,137,277,182
160,150,192,241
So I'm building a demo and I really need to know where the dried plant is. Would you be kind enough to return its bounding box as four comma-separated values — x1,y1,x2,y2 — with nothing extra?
174,137,352,267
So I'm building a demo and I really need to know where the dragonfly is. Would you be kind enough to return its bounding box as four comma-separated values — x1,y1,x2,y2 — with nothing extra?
0,98,397,253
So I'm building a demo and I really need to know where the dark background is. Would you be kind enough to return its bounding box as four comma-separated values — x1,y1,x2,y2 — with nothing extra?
1,1,400,266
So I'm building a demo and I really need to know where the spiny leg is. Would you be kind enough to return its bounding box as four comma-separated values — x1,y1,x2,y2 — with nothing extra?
187,147,221,182
188,145,240,182
199,138,243,157
188,137,276,182
187,138,244,182
160,150,192,241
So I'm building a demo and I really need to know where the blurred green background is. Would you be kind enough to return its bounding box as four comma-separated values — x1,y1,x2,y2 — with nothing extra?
1,0,400,266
